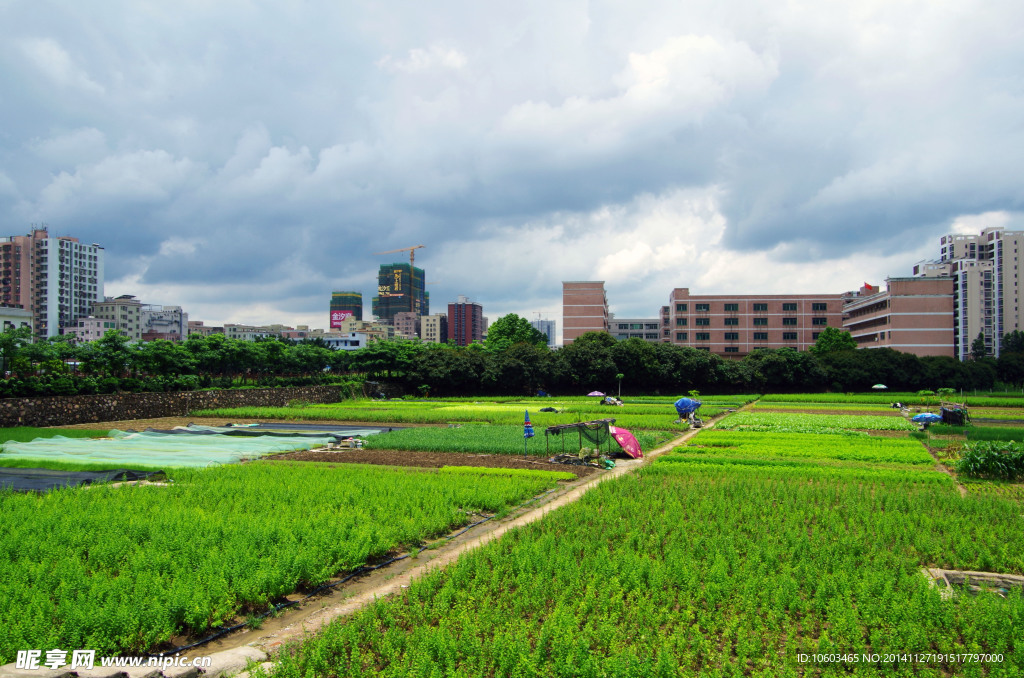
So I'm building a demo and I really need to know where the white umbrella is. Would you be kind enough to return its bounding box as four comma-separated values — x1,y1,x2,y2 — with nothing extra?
871,384,888,390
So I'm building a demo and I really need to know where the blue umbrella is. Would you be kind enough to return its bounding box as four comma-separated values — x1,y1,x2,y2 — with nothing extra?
912,413,942,424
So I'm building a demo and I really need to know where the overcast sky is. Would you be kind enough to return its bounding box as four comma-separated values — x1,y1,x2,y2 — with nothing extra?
2,0,1023,340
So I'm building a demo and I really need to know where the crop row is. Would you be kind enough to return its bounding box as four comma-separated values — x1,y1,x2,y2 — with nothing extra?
751,401,896,412
673,430,935,466
761,392,1024,407
193,402,701,431
715,411,916,432
0,462,565,663
361,425,675,457
266,462,1024,677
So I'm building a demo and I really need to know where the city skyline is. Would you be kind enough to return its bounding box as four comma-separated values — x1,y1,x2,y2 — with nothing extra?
2,1,1022,334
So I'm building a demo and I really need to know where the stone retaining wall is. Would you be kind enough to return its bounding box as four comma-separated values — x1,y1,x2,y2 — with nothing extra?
0,385,346,428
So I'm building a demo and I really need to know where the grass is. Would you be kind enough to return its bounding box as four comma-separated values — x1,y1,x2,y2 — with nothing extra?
0,427,109,443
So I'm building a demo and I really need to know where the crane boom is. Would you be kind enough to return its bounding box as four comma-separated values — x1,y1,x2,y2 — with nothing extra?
373,244,425,267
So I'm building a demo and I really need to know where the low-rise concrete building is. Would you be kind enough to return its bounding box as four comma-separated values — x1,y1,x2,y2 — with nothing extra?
65,317,118,342
92,295,142,341
842,278,955,357
0,305,33,334
611,318,662,342
420,314,449,344
664,288,845,356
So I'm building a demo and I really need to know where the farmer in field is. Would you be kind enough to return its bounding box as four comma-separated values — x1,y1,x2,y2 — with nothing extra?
673,396,702,425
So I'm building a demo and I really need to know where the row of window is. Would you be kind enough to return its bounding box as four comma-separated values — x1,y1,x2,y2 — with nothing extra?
675,317,829,327
675,331,817,342
675,302,830,312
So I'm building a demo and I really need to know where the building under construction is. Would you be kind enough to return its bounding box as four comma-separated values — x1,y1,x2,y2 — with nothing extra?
372,263,428,323
330,291,363,328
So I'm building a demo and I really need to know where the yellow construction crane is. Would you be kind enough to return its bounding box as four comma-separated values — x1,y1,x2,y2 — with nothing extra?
374,244,425,268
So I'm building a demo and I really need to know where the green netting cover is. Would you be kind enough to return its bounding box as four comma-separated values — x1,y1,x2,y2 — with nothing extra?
0,430,337,468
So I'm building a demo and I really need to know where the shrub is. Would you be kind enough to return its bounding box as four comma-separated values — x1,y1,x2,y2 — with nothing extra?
955,441,1024,481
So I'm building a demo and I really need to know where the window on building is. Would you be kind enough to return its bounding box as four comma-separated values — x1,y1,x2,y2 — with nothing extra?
782,317,797,326
695,317,710,326
675,303,687,312
675,332,687,340
753,317,768,326
724,332,739,341
724,317,739,326
753,303,767,311
695,303,710,312
618,323,628,330
812,332,821,340
812,317,828,326
724,347,739,353
695,332,710,341
724,303,738,311
696,346,710,351
812,302,828,311
676,318,687,326
783,332,798,341
753,332,768,341
783,302,797,311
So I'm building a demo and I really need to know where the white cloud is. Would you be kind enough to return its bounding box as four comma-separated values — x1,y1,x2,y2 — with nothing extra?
37,150,203,213
948,211,1024,235
378,45,468,73
19,37,104,93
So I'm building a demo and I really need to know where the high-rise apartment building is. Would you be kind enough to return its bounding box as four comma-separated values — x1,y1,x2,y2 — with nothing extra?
913,227,1024,359
0,228,104,338
447,296,483,346
562,281,609,344
330,291,363,328
664,288,844,356
372,264,428,322
531,319,556,348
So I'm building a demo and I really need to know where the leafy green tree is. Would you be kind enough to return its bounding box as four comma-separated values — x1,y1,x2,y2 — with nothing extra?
136,339,197,377
94,329,134,378
1001,330,1024,354
484,314,548,352
0,326,33,374
971,332,988,360
554,331,618,391
808,327,857,355
998,352,1024,387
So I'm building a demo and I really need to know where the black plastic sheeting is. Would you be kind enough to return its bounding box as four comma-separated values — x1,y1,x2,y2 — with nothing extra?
0,468,164,493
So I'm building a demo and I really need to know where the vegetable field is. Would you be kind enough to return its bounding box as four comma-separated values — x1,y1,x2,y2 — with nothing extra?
266,463,1023,677
0,462,567,663
192,396,734,431
360,424,675,457
260,396,1024,676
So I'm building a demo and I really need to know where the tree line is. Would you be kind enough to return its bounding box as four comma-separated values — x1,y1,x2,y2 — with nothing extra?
2,317,1023,399
0,328,349,398
348,329,1007,397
